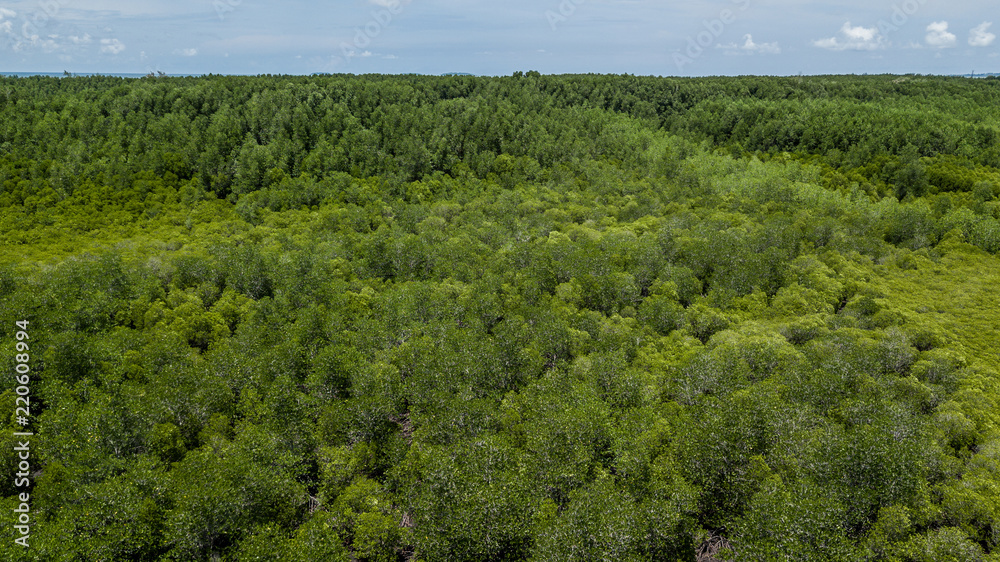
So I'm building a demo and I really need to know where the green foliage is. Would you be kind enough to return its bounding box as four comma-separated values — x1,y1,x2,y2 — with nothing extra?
405,437,536,561
532,478,655,561
892,527,987,562
731,465,858,561
164,425,306,559
2,73,1000,561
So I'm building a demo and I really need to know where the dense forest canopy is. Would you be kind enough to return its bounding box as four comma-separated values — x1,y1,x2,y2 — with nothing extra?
1,73,999,561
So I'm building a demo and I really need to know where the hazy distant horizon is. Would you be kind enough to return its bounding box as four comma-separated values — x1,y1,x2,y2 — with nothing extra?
2,71,999,79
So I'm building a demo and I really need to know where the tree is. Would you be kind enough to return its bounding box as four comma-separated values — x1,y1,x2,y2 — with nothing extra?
163,424,306,559
893,144,930,200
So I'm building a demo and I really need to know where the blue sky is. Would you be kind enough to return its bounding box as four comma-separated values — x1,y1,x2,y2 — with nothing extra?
0,0,996,76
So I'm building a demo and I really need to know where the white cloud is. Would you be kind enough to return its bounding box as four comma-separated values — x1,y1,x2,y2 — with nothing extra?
100,38,125,55
813,22,885,51
970,22,996,47
0,7,16,18
5,29,59,53
368,0,410,7
69,34,92,45
178,48,198,56
925,21,956,48
40,37,58,53
718,34,781,55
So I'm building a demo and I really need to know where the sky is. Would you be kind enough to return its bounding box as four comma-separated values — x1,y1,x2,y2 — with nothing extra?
0,0,996,76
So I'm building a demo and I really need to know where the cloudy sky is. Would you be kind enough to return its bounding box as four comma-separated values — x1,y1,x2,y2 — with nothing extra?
0,0,996,76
